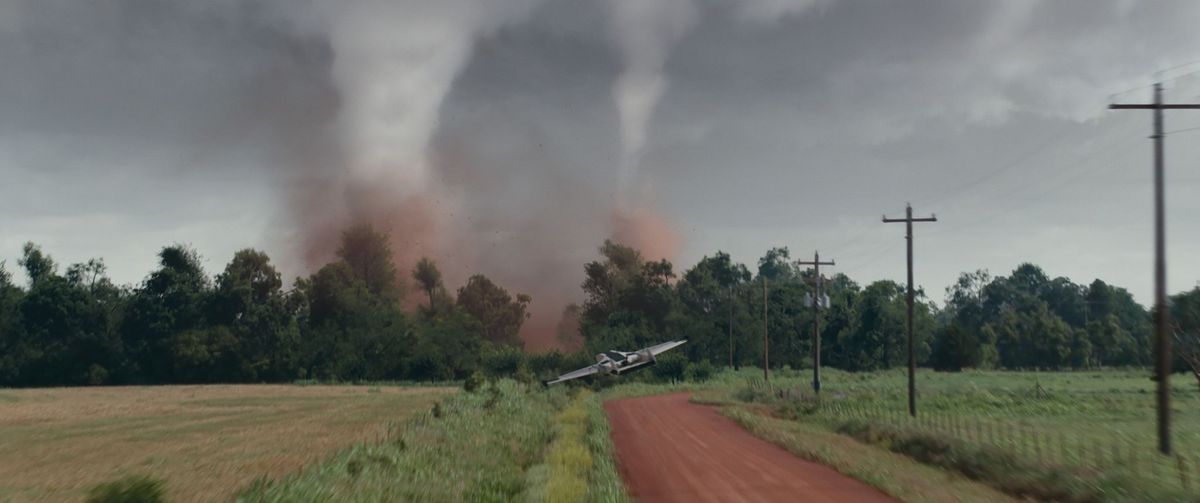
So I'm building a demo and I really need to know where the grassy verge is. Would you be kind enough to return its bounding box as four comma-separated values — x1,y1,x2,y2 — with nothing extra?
235,380,637,502
236,380,564,502
832,419,1193,502
722,406,1016,502
583,391,632,503
723,367,1200,502
521,389,633,503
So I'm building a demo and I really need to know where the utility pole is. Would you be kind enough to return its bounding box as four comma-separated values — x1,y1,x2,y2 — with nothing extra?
763,276,769,383
883,204,936,417
1110,82,1200,456
797,251,835,394
729,285,734,370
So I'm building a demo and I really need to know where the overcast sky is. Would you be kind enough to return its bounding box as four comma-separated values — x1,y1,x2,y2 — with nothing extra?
3,0,1200,310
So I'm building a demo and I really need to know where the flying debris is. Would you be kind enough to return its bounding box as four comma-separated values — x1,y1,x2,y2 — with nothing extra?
542,339,687,386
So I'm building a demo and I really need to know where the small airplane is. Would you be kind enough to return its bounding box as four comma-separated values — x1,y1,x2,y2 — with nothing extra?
543,339,687,385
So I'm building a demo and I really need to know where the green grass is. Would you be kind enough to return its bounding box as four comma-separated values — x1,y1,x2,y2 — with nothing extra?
235,380,635,503
582,391,632,503
86,474,165,503
236,380,563,502
543,392,593,502
722,406,1016,502
0,384,450,502
718,367,1200,501
229,370,1198,501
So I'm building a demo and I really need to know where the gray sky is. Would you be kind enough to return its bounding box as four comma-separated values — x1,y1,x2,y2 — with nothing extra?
3,0,1200,311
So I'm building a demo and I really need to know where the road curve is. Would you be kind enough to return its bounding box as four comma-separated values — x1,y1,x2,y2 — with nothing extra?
605,393,897,503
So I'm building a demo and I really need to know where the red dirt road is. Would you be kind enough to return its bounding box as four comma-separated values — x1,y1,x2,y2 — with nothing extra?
605,393,897,503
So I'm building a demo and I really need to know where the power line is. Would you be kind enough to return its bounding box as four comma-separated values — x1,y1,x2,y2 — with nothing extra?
1109,59,1200,100
909,123,1076,209
1167,124,1200,135
920,120,1145,238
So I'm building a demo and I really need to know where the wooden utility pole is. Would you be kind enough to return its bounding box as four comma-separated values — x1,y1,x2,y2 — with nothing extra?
884,204,936,417
763,276,769,382
1110,82,1200,455
797,251,835,394
729,285,734,370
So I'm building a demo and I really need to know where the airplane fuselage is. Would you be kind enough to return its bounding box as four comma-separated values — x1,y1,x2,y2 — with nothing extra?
596,349,655,375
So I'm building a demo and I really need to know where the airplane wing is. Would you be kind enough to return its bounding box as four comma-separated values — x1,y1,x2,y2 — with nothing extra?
644,339,687,356
543,364,602,386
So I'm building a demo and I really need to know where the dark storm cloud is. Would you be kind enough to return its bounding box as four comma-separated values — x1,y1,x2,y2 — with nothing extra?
3,0,1200,307
0,0,336,279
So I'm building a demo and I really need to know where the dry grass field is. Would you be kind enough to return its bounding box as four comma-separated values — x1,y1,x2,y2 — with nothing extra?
0,384,453,503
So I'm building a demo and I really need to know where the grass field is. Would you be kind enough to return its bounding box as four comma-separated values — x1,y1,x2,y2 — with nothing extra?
237,379,632,503
3,369,1194,502
719,367,1200,501
0,384,452,502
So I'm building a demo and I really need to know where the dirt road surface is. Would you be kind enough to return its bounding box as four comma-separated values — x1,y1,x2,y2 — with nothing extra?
605,393,897,503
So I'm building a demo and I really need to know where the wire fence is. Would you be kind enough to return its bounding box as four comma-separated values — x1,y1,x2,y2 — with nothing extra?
742,377,1198,494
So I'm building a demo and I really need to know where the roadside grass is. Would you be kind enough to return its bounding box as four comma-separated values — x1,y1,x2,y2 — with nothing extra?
831,419,1192,502
237,379,564,502
721,407,1016,502
582,391,632,503
234,380,635,502
719,367,1200,502
593,373,1014,501
0,384,450,503
539,391,593,502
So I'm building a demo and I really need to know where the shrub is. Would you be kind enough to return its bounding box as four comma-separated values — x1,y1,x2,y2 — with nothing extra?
651,353,686,382
86,475,165,503
86,364,109,386
684,359,715,382
528,350,566,378
482,346,526,377
464,371,486,393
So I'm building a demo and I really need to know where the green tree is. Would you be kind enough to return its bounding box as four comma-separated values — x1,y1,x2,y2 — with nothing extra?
581,240,646,329
1069,328,1094,368
0,262,25,384
412,257,446,312
834,280,909,371
209,249,299,381
337,224,400,301
18,242,56,286
456,274,530,348
676,252,752,367
1171,288,1200,390
1087,314,1135,367
930,323,978,371
17,252,125,385
121,245,211,382
756,247,794,281
580,240,679,352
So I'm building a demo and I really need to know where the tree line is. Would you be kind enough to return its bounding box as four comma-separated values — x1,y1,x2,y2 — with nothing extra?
575,241,1200,380
2,229,1199,388
0,226,542,386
